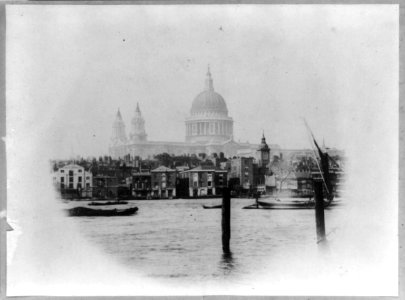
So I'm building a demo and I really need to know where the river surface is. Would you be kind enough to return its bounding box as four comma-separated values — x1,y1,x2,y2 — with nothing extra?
65,198,343,285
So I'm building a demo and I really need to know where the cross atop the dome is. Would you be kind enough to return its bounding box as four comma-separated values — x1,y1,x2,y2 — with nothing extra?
205,65,214,91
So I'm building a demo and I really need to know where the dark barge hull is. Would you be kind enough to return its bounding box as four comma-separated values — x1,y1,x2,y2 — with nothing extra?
67,206,138,216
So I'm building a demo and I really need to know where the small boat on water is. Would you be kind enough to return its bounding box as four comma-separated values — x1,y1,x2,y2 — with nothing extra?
67,206,138,217
202,204,222,209
242,198,340,210
88,201,128,206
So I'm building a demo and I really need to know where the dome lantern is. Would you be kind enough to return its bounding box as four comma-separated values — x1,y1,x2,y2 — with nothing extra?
205,65,214,91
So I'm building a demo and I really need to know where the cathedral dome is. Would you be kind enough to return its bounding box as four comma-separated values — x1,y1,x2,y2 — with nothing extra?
190,67,228,116
185,67,234,145
191,90,228,115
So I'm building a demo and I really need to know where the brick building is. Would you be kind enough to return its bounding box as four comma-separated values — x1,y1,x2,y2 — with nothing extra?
181,165,227,197
151,166,177,199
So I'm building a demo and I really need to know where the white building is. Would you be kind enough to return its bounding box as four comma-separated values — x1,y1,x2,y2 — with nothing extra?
53,163,93,198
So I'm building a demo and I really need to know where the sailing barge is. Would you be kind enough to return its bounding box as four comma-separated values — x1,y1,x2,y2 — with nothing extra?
243,120,342,210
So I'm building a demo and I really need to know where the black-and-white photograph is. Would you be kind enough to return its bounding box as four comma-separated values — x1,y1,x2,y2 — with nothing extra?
4,4,399,297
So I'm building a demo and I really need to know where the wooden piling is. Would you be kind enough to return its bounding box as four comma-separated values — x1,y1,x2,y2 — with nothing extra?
222,187,231,254
314,180,326,243
255,192,259,209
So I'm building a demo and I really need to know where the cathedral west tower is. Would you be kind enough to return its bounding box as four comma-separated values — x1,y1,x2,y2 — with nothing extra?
130,102,148,142
110,109,128,146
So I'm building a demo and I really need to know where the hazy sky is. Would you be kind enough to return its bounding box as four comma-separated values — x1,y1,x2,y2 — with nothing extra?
7,5,398,158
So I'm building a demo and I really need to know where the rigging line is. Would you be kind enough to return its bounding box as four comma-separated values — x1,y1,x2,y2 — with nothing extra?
302,118,330,195
306,128,330,195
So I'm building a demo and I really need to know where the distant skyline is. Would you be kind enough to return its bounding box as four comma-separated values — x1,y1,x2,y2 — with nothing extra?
6,5,398,158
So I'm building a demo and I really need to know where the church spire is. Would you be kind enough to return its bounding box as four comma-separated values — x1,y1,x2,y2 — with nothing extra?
130,102,147,142
110,108,127,145
205,64,214,91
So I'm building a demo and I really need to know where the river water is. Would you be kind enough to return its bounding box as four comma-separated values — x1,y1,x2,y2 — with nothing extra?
65,198,344,286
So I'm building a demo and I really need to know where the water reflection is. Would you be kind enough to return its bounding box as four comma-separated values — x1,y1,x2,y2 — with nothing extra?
317,238,331,257
219,252,235,275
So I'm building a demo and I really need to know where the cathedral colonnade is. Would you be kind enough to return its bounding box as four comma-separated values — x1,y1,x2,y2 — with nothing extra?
185,120,233,138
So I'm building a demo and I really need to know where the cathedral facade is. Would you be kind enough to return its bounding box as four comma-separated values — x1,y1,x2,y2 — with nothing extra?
109,68,280,159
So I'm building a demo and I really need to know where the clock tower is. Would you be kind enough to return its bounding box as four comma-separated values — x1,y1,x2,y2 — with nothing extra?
257,133,270,168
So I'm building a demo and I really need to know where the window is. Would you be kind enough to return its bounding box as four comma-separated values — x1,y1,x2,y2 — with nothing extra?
78,176,82,183
60,177,64,182
69,170,74,176
60,170,64,173
60,183,65,189
86,183,90,188
69,183,73,189
86,176,90,180
219,173,224,185
78,169,82,173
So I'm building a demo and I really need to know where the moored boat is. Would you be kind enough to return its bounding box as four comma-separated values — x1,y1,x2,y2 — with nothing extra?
242,198,340,210
202,204,222,209
67,206,138,217
88,201,128,206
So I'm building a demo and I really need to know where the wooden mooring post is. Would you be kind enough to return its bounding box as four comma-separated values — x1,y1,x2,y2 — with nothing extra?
314,180,326,244
222,187,231,254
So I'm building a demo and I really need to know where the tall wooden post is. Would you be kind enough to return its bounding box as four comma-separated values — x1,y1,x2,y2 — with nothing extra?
314,180,326,243
222,187,231,254
255,192,259,209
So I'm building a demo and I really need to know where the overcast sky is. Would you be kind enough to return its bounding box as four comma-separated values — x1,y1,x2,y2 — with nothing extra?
7,5,398,158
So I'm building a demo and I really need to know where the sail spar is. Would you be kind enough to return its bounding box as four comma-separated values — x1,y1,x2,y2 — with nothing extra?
303,119,333,201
